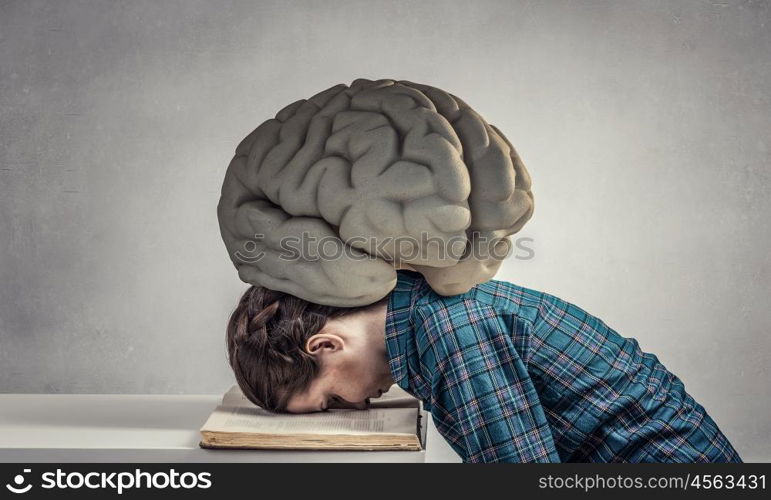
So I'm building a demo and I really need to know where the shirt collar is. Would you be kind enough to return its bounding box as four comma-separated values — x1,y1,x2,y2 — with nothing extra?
384,270,424,389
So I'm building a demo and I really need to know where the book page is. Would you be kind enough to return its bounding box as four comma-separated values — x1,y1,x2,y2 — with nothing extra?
201,405,417,436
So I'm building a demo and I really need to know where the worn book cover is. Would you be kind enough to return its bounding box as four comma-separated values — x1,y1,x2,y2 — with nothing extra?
199,384,423,451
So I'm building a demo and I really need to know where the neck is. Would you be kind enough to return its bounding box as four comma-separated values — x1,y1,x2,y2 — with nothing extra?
363,298,389,353
363,298,393,384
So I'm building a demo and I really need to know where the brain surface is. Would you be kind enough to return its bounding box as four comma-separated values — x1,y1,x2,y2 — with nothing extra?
217,78,534,306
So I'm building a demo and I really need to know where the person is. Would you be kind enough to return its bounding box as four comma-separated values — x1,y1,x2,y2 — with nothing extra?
225,269,742,463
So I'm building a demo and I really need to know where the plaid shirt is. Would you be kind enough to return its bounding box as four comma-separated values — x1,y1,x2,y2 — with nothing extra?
385,270,742,463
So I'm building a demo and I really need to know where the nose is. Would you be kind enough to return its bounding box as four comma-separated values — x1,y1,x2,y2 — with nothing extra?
352,398,370,410
328,396,370,410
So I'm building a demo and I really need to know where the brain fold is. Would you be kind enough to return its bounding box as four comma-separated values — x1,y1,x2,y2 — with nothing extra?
217,78,534,306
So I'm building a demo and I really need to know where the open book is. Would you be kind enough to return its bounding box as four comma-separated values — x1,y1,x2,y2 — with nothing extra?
199,384,423,451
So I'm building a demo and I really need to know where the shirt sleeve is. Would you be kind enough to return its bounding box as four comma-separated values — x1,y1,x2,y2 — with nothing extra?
526,292,743,463
413,303,562,463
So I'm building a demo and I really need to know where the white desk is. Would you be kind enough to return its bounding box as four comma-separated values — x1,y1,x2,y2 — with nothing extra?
0,394,461,463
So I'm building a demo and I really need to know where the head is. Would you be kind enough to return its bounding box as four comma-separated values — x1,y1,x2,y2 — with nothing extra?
225,286,394,414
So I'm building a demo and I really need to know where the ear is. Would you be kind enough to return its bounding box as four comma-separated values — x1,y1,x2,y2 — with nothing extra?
305,332,345,356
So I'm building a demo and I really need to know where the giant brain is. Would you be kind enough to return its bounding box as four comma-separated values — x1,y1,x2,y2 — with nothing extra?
217,78,534,306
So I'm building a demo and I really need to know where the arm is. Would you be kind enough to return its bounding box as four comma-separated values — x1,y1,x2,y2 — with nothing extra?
414,305,562,463
526,292,743,463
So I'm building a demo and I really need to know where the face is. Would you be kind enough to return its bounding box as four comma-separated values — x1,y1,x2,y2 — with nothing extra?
285,305,394,413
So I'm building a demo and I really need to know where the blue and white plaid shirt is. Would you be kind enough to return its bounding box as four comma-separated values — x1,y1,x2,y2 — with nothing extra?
384,270,742,463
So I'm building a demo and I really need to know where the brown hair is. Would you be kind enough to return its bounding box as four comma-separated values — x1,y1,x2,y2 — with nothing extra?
225,286,387,412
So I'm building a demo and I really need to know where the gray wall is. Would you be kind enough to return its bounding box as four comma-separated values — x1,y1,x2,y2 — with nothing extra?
1,0,769,461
